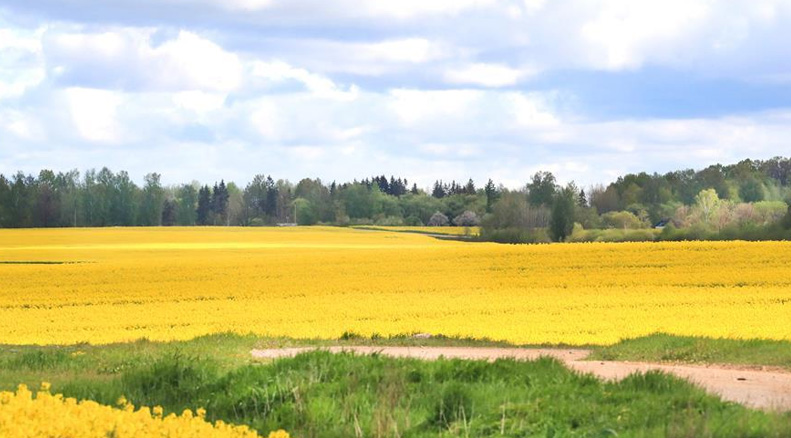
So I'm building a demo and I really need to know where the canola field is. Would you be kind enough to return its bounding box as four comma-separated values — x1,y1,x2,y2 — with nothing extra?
1,226,790,346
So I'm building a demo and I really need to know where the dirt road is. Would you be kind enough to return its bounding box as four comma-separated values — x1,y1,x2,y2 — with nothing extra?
251,346,791,411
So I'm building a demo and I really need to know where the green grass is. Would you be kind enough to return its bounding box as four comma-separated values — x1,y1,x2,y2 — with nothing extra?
592,333,791,370
0,332,516,392
2,333,791,437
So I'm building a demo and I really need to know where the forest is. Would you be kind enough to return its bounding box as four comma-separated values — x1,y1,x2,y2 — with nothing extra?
1,157,791,242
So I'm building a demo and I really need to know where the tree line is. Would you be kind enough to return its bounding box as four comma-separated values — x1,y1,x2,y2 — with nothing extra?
2,157,791,242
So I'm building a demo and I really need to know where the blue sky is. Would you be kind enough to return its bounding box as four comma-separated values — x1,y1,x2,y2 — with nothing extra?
1,0,790,188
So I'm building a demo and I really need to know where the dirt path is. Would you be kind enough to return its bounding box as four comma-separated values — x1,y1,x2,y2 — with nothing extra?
251,346,791,411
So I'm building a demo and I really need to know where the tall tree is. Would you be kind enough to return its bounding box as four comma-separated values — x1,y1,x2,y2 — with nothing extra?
264,176,278,218
196,185,212,226
176,184,198,225
527,171,557,207
161,199,177,226
550,184,577,242
484,179,498,213
211,180,229,225
140,173,165,226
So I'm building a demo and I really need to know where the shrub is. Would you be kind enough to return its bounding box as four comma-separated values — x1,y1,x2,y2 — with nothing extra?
452,210,480,226
601,211,646,229
479,227,551,244
427,211,449,226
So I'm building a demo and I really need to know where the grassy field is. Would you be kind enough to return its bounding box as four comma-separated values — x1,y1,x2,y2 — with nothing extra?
2,227,791,345
2,333,791,437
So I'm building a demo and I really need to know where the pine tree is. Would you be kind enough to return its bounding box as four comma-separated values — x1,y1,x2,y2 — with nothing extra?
196,185,211,225
484,179,498,213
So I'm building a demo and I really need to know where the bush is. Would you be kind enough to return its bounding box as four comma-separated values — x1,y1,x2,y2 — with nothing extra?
375,215,405,226
404,215,424,226
568,225,658,242
452,210,480,226
479,227,551,244
601,211,646,229
427,211,449,226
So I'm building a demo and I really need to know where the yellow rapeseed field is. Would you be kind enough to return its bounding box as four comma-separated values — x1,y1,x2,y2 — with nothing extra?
0,383,286,438
1,226,790,345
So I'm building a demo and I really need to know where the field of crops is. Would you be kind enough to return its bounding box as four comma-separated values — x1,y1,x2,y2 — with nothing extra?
1,227,790,346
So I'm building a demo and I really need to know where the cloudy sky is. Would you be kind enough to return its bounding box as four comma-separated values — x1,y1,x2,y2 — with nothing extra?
1,1,790,188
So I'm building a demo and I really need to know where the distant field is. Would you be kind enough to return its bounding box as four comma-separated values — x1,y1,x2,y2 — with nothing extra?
351,225,480,235
1,227,790,345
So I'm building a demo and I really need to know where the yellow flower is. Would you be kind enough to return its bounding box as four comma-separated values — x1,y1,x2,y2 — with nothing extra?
2,227,791,346
0,385,278,437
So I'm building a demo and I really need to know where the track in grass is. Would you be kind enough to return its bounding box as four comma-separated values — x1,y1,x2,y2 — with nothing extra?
251,346,791,411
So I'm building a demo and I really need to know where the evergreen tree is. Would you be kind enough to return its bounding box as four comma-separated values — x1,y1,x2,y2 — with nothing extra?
211,180,229,225
196,185,212,225
432,180,446,198
161,199,177,226
578,189,587,207
464,178,475,195
484,179,498,213
265,176,278,218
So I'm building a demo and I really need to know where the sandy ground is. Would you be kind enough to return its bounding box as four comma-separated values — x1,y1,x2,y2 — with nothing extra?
251,346,791,411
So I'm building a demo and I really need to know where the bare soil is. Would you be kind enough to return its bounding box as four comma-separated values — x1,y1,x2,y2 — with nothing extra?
251,346,791,411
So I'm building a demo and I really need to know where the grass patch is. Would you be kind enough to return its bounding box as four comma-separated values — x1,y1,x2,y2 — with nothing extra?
592,333,791,370
3,333,791,436
34,352,791,437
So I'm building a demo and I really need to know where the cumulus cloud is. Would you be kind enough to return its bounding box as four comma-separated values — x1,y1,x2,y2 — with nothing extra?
63,87,123,143
444,63,536,87
46,29,243,92
1,1,791,189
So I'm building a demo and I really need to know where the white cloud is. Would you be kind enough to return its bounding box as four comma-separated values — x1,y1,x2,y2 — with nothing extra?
47,29,243,92
250,60,359,100
356,0,496,19
0,26,46,99
579,0,711,70
63,87,123,142
358,38,440,64
444,63,534,87
172,91,227,115
389,89,481,125
509,93,560,128
222,0,274,11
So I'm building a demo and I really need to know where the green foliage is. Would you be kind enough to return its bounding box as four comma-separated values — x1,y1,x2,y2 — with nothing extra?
601,210,646,229
8,350,71,371
5,157,791,233
568,225,659,242
549,185,576,242
479,227,551,244
36,351,791,437
293,198,318,225
782,205,791,230
739,177,765,202
526,171,556,207
592,333,791,369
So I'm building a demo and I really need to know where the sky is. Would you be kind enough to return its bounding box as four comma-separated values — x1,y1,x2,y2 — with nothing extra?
1,0,790,189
